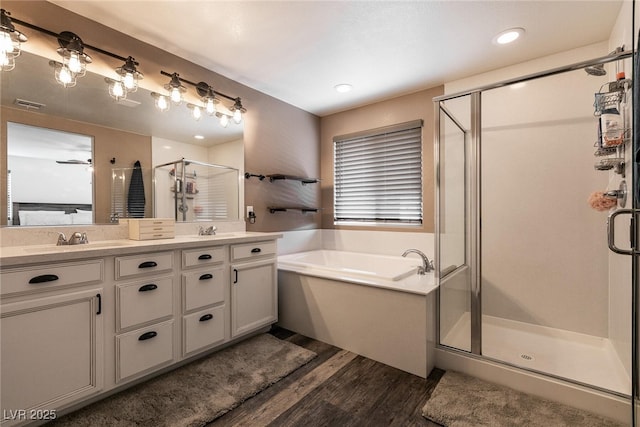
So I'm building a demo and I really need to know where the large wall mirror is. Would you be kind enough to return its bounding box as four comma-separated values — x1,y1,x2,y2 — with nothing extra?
1,51,244,226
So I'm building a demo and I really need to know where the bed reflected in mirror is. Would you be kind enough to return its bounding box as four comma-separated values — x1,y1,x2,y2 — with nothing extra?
7,122,93,226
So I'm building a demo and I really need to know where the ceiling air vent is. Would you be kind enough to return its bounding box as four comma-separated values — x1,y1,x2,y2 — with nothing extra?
14,98,46,110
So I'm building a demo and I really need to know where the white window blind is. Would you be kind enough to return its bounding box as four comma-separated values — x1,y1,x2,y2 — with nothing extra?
334,120,423,225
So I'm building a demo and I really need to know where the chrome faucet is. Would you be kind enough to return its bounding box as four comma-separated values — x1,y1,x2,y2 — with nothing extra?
402,249,434,274
198,225,217,236
57,232,89,246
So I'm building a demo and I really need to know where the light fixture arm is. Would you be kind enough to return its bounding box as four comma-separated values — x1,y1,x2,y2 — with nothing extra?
160,70,238,103
10,15,130,63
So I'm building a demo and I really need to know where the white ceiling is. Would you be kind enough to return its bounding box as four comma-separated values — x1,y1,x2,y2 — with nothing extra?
49,1,623,117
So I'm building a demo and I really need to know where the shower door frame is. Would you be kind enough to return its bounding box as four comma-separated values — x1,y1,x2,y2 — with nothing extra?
434,47,637,422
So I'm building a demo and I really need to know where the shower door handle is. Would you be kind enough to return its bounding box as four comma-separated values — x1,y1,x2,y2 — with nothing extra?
607,209,640,255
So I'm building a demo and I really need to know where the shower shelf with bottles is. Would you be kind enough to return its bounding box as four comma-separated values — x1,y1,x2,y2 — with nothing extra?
592,75,631,178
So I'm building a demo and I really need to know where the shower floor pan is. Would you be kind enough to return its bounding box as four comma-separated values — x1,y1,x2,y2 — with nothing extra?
442,313,630,395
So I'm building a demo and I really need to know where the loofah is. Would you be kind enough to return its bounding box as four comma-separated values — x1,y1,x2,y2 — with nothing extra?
588,191,617,211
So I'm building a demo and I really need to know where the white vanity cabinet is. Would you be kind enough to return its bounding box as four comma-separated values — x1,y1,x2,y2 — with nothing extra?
0,261,105,426
181,246,229,356
230,240,278,338
0,232,281,425
114,252,176,383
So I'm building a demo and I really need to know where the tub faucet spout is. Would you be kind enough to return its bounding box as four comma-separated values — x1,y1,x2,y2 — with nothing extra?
402,249,434,275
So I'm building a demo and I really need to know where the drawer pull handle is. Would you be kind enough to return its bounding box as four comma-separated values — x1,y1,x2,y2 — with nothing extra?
138,331,158,341
29,274,59,284
199,273,213,281
251,248,262,253
139,284,158,292
198,254,212,260
138,261,158,269
199,314,213,322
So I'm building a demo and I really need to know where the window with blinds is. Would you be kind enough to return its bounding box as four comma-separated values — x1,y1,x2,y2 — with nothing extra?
333,120,423,225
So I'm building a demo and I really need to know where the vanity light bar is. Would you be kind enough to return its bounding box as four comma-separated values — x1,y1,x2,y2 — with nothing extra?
4,9,246,124
157,70,246,124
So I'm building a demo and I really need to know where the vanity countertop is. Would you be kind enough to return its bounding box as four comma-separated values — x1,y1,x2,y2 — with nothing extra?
0,232,283,267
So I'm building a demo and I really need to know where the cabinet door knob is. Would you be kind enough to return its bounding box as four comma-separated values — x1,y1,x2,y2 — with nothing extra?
138,261,158,269
251,248,262,253
138,331,158,341
198,254,212,260
199,273,213,281
138,284,158,292
28,274,59,284
199,314,213,322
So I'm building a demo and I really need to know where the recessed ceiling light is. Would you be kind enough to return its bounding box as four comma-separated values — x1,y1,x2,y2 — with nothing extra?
194,135,205,140
334,83,353,93
493,28,524,45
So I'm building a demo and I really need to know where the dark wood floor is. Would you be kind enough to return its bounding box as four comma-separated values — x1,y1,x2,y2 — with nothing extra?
209,327,444,427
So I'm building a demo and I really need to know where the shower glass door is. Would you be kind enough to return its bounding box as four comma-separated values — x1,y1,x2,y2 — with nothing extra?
436,94,475,353
480,68,631,396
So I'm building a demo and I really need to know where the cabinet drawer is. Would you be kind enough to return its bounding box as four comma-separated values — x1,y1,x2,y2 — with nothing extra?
1,259,103,297
116,251,174,280
116,320,174,382
129,219,175,241
231,241,277,262
117,277,174,331
132,230,176,241
183,267,225,312
182,246,226,268
183,305,226,355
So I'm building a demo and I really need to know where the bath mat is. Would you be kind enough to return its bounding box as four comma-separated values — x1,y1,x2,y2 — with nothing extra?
51,333,317,427
421,371,625,427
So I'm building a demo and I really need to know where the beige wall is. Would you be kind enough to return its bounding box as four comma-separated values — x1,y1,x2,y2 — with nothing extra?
3,0,320,232
1,106,152,224
320,86,443,233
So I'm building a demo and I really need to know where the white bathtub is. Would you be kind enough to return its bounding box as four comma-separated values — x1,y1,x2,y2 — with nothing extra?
277,249,437,377
277,250,437,295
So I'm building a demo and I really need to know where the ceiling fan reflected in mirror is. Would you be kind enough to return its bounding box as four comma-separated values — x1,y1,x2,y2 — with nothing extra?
55,158,92,165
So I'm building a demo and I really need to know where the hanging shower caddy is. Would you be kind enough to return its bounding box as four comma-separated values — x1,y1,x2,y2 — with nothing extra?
592,75,631,177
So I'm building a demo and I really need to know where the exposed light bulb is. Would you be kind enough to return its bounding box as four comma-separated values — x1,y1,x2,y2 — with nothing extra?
170,87,182,104
109,80,126,100
0,50,14,71
67,51,83,74
0,10,26,72
205,98,216,115
233,109,242,124
123,72,136,90
0,32,14,55
155,94,169,111
116,57,142,92
55,64,76,87
219,114,229,128
191,105,202,120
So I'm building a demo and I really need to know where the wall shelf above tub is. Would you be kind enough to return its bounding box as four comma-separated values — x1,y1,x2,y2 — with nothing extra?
266,174,320,185
268,206,321,214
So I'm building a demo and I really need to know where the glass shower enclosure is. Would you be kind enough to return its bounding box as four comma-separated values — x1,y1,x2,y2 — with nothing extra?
435,47,636,423
153,158,240,222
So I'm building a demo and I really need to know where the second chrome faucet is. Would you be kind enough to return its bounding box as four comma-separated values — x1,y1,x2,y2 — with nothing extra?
57,232,89,246
402,249,434,274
